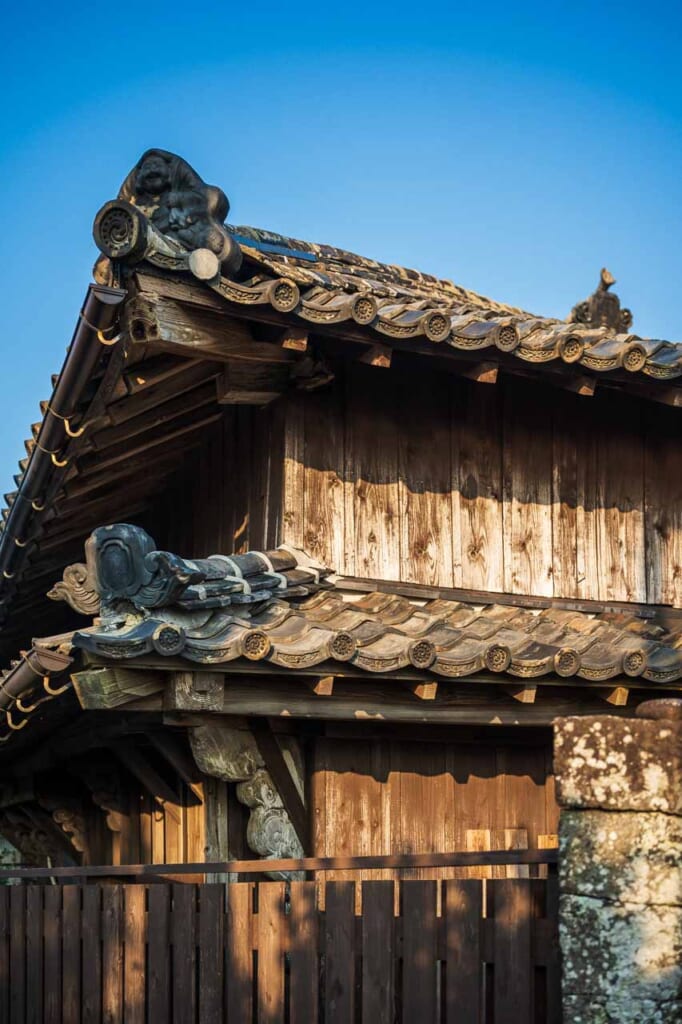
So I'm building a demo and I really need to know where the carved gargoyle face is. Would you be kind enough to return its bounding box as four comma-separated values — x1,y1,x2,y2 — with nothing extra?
135,154,172,198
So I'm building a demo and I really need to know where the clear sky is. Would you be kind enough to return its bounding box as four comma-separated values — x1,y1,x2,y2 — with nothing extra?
1,0,680,495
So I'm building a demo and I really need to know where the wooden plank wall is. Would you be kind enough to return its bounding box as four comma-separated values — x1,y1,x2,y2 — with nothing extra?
0,878,560,1023
158,361,682,605
280,363,679,604
311,735,558,879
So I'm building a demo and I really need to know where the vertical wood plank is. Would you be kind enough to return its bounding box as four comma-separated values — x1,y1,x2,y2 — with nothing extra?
102,884,123,1024
43,886,62,1024
643,402,682,606
8,887,23,1024
594,392,646,602
454,378,504,592
257,882,286,1023
226,882,254,1022
552,390,581,598
199,884,224,1024
289,881,319,1024
81,885,102,1024
124,886,146,1024
62,884,80,1019
546,872,562,1024
303,379,348,573
347,363,400,580
281,393,306,549
398,369,454,586
493,879,533,1024
147,884,170,1023
25,886,43,1024
502,379,554,596
402,880,438,1023
444,879,482,1023
324,882,356,1024
361,881,394,1024
172,883,196,1024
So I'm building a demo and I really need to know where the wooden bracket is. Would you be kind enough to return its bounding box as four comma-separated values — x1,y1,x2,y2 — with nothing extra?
504,685,537,704
411,682,438,701
598,686,629,706
280,327,308,352
310,676,334,696
458,361,498,384
250,719,309,852
359,343,392,368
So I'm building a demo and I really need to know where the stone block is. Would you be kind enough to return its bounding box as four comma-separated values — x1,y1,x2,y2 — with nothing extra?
561,894,682,1006
554,715,682,813
560,809,682,906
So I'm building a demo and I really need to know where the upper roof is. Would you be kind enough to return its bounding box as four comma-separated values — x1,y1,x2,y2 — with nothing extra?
1,148,682,650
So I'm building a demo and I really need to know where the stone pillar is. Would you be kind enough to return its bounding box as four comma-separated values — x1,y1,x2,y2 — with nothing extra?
554,699,682,1024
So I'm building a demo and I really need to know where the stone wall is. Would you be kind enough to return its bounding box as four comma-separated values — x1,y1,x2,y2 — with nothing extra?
554,700,682,1023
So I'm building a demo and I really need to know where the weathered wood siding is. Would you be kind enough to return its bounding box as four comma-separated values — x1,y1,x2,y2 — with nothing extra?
281,364,678,604
311,732,558,879
164,362,681,605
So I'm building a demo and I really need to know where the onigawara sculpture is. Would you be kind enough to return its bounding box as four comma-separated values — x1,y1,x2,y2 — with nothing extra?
93,149,243,282
568,268,633,333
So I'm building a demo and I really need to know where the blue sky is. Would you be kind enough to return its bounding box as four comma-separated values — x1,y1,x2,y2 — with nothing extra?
1,0,680,494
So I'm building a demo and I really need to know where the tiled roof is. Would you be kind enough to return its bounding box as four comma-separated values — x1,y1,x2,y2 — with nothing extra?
214,225,682,381
68,526,682,685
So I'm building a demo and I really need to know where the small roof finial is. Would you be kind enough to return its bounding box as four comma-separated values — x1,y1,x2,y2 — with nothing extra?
568,268,633,332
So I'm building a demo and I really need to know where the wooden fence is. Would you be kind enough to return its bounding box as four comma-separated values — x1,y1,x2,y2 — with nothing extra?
0,870,559,1023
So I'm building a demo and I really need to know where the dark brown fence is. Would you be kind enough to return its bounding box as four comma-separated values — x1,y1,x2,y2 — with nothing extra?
0,855,560,1023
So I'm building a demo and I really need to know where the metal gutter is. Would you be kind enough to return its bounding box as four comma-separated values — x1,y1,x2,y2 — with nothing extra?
0,284,126,615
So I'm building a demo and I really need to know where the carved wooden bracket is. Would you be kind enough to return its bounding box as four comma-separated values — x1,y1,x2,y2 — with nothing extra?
189,722,304,871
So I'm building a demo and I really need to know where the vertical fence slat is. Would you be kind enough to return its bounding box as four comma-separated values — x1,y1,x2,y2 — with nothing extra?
102,884,123,1024
0,887,8,1024
361,881,394,1024
402,880,438,1024
43,886,62,1024
172,883,196,1024
226,882,254,1023
289,881,319,1024
82,885,102,1024
124,886,146,1024
25,886,43,1024
444,879,482,1023
494,879,532,1024
62,886,81,1022
324,881,356,1024
148,884,170,1022
546,873,562,1024
8,887,24,1024
199,884,224,1024
257,882,286,1024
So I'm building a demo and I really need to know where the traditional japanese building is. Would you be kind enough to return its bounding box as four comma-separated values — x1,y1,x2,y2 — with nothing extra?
1,150,682,1020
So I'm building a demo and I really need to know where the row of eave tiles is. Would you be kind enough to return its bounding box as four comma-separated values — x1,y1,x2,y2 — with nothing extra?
227,243,682,379
78,590,682,684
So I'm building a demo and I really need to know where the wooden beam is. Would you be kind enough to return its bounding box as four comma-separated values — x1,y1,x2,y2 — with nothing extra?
504,685,537,704
249,719,309,852
411,682,438,700
147,731,204,800
108,739,183,818
561,376,596,397
216,362,289,405
125,294,295,365
359,343,392,368
71,667,165,711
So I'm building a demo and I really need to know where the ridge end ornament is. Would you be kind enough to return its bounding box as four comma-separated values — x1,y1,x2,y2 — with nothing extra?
568,268,633,333
93,149,242,281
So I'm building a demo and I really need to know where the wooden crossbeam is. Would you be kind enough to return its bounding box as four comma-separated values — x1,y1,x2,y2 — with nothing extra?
250,719,309,852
